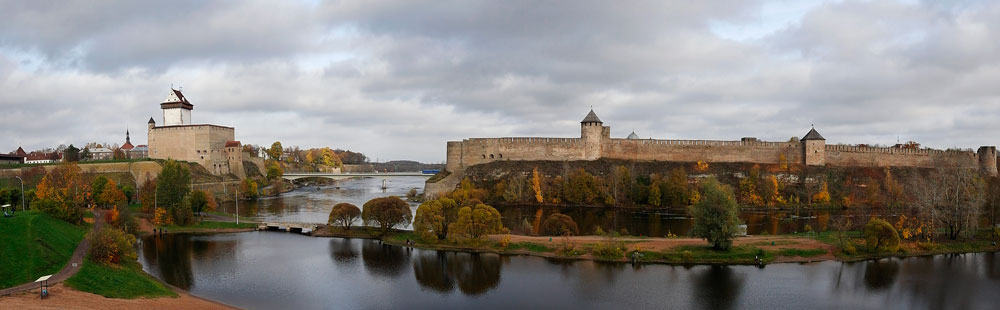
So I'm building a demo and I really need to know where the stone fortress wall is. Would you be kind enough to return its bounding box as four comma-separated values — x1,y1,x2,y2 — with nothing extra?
427,110,997,198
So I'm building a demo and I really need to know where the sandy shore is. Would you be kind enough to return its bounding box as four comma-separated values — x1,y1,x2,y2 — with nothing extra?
0,283,235,310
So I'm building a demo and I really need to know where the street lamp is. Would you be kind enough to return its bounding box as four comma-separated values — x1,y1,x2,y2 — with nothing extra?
15,176,24,211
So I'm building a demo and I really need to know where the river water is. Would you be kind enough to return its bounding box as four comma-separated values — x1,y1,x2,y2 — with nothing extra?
139,232,1000,309
138,177,1000,309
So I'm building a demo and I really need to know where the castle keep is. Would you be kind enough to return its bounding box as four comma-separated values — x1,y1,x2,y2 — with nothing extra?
426,110,998,198
147,89,245,178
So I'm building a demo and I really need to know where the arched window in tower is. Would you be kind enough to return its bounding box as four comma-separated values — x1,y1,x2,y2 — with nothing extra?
498,154,503,158
489,154,494,159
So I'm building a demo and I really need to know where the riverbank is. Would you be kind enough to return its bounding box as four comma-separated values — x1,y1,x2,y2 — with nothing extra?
0,283,235,309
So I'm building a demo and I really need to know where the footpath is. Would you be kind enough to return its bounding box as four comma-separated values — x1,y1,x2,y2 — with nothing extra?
0,212,103,297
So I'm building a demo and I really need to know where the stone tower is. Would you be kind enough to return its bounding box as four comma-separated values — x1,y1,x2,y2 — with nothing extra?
581,109,607,160
977,146,998,176
161,88,193,126
147,117,156,130
801,127,826,166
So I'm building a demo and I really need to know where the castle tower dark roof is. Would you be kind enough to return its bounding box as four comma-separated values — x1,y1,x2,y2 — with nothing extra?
161,88,193,110
627,131,639,139
581,109,602,124
801,128,826,141
148,117,155,124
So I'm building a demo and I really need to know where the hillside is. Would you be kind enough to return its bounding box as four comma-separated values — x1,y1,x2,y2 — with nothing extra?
0,211,86,289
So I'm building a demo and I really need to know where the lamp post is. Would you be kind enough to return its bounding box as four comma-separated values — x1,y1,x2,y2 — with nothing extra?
15,176,24,211
235,186,239,225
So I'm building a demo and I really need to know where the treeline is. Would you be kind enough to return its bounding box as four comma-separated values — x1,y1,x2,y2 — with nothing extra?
463,160,1000,241
244,142,368,165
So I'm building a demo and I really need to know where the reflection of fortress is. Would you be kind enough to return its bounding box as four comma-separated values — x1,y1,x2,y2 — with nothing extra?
147,89,245,178
426,110,997,198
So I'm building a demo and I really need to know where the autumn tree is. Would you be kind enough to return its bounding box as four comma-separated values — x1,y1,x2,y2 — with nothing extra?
689,178,740,250
812,181,831,204
864,218,900,253
90,176,109,205
610,165,632,206
362,196,413,235
542,213,579,236
155,160,192,225
328,202,361,231
98,179,127,209
88,226,137,265
266,162,284,180
269,141,283,160
33,163,87,223
660,167,689,206
563,169,600,205
647,181,662,207
413,198,460,242
503,174,526,202
139,179,157,213
446,203,505,244
240,179,259,199
532,167,543,203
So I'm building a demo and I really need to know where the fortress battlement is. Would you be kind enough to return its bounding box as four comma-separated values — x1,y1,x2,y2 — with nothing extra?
426,109,998,198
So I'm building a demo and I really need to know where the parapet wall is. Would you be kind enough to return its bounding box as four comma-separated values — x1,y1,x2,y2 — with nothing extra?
825,144,979,168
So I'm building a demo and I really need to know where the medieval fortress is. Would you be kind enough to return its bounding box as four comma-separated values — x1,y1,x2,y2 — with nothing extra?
426,110,998,197
147,89,246,179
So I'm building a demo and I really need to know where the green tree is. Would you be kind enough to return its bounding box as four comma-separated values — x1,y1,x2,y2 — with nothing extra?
361,196,413,235
189,190,209,216
648,181,662,207
689,178,740,250
155,160,191,209
413,198,460,242
542,213,579,236
90,176,109,206
328,203,361,230
63,144,80,162
864,218,900,253
447,203,504,244
266,162,284,180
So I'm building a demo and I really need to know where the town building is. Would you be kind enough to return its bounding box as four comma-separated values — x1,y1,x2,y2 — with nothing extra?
147,88,245,178
24,151,61,164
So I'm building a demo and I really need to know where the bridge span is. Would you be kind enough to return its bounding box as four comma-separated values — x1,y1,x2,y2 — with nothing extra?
281,172,433,181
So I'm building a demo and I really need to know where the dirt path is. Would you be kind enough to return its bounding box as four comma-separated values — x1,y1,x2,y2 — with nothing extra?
0,283,235,310
0,211,104,297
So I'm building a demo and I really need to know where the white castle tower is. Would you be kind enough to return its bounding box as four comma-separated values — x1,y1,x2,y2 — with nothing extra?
160,88,193,126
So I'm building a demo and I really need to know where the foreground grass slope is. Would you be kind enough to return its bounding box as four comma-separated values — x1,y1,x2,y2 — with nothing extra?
66,259,176,299
0,211,86,289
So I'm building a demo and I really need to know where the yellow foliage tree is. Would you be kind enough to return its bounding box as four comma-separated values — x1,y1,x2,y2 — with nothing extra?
532,167,543,203
812,181,831,203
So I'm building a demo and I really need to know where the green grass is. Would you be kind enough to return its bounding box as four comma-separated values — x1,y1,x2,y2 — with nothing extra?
163,220,257,230
0,210,87,289
748,240,797,246
506,242,554,252
644,245,772,264
66,259,176,299
772,248,827,258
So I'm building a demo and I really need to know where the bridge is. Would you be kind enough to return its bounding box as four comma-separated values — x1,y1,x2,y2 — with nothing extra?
258,221,321,234
281,172,434,181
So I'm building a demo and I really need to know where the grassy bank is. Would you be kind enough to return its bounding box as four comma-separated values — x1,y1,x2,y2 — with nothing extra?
814,230,1000,261
0,211,87,289
162,220,257,232
65,259,176,299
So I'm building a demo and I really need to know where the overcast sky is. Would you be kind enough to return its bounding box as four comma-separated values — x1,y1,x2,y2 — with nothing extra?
2,0,999,163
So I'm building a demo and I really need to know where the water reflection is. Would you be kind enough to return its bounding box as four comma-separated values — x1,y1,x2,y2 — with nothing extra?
361,240,409,277
862,259,899,291
138,232,1000,309
329,238,358,263
693,266,743,310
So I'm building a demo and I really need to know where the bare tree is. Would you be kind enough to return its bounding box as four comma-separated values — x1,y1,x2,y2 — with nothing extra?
910,163,983,240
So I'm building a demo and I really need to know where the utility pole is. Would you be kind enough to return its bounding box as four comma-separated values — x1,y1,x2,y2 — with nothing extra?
15,176,24,211
235,186,239,225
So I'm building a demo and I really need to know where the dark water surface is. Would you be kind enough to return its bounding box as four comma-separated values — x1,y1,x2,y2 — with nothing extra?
139,232,1000,310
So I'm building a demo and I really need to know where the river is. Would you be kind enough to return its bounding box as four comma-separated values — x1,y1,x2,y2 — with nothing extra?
139,232,1000,309
137,177,1000,309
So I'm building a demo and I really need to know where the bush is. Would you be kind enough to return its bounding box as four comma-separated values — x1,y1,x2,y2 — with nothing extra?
864,218,900,253
591,237,627,259
362,196,413,235
31,199,85,224
328,203,361,230
842,241,857,255
803,224,813,233
88,227,137,265
446,203,505,244
682,250,694,262
542,213,579,236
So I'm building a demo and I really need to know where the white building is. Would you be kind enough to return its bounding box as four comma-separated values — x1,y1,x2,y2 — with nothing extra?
161,89,193,126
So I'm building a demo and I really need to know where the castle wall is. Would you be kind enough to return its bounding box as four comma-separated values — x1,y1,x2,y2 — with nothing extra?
148,125,237,176
825,145,979,168
602,139,803,164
